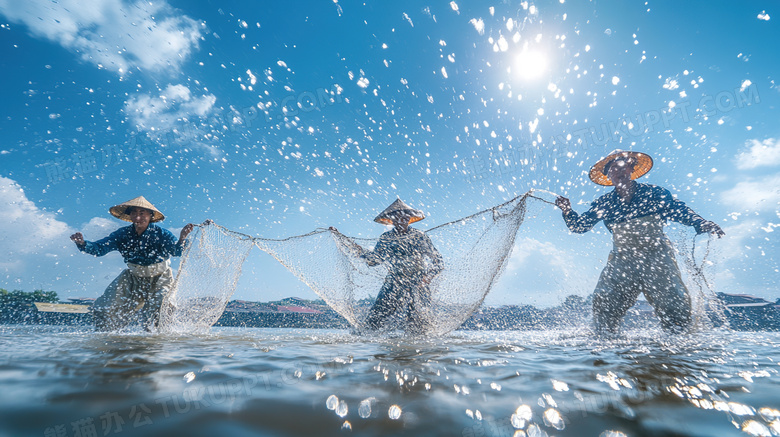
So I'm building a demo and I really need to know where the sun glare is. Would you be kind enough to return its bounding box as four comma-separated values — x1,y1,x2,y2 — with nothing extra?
514,50,548,80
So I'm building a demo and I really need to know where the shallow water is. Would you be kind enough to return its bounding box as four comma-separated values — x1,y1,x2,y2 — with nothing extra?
1,326,779,437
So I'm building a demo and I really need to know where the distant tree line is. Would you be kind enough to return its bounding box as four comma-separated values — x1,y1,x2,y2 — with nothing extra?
0,289,58,309
0,289,60,324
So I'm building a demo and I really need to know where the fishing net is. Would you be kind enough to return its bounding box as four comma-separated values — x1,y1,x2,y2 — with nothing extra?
667,227,727,330
159,191,544,335
258,192,537,335
159,225,255,333
156,188,721,336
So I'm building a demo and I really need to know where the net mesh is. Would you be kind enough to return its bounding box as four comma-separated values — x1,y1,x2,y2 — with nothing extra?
158,192,539,335
159,225,255,333
257,192,532,335
668,227,727,330
156,189,721,335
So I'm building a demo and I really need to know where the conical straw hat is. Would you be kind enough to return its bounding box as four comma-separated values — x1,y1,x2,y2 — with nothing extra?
589,150,653,186
109,196,165,223
374,198,425,225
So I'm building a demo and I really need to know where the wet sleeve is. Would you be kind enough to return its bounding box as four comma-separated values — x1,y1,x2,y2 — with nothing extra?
656,187,707,233
79,230,121,257
562,201,603,234
361,236,388,266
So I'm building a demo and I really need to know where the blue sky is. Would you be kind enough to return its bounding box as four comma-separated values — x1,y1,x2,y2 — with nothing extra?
0,0,778,307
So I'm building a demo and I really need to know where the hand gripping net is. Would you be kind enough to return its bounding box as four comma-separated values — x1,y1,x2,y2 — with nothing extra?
159,225,255,333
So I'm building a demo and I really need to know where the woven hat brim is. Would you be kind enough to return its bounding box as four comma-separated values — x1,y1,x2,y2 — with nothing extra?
374,198,425,225
589,151,653,186
109,196,165,223
374,214,425,225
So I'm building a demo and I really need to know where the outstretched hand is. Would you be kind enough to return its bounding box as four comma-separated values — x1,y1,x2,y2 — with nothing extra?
70,232,85,246
555,196,572,214
179,220,214,244
179,223,195,241
700,221,725,238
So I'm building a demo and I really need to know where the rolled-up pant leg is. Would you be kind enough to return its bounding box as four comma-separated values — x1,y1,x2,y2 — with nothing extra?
92,270,143,331
592,253,641,334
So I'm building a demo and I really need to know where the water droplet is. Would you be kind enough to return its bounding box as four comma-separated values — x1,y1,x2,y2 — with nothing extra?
183,371,196,383
511,404,533,429
527,423,548,437
388,405,402,420
759,408,780,421
358,398,373,418
730,402,756,416
341,421,352,431
551,379,569,391
336,400,348,417
326,395,338,410
741,420,771,437
515,405,533,420
543,408,565,430
600,431,628,437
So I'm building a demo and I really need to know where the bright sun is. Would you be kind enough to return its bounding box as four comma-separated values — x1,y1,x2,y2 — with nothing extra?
514,50,548,80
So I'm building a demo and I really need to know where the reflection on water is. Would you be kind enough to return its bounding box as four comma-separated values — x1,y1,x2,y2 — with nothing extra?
1,325,779,436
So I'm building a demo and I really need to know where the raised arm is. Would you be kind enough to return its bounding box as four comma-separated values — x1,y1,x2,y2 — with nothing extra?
72,230,121,257
361,236,389,267
170,220,214,255
658,189,725,237
328,226,371,260
556,196,602,234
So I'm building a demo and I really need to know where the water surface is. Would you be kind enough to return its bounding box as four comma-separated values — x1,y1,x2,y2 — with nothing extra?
1,326,779,436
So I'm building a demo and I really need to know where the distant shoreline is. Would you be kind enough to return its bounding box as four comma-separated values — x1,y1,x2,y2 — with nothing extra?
2,291,779,331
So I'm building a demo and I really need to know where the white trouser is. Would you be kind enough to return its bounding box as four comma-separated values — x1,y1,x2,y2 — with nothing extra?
92,260,173,331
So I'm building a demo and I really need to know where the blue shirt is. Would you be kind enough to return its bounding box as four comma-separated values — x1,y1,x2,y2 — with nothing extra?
78,223,184,266
562,182,708,234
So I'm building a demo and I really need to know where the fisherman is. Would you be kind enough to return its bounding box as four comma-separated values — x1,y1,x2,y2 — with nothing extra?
331,199,444,334
555,150,724,334
70,196,206,331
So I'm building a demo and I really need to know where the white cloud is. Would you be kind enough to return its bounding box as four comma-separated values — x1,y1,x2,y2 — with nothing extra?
704,218,779,300
0,176,70,256
714,219,762,262
721,175,780,212
505,237,575,275
0,176,88,292
735,138,780,169
0,0,203,74
124,84,220,157
124,84,217,132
